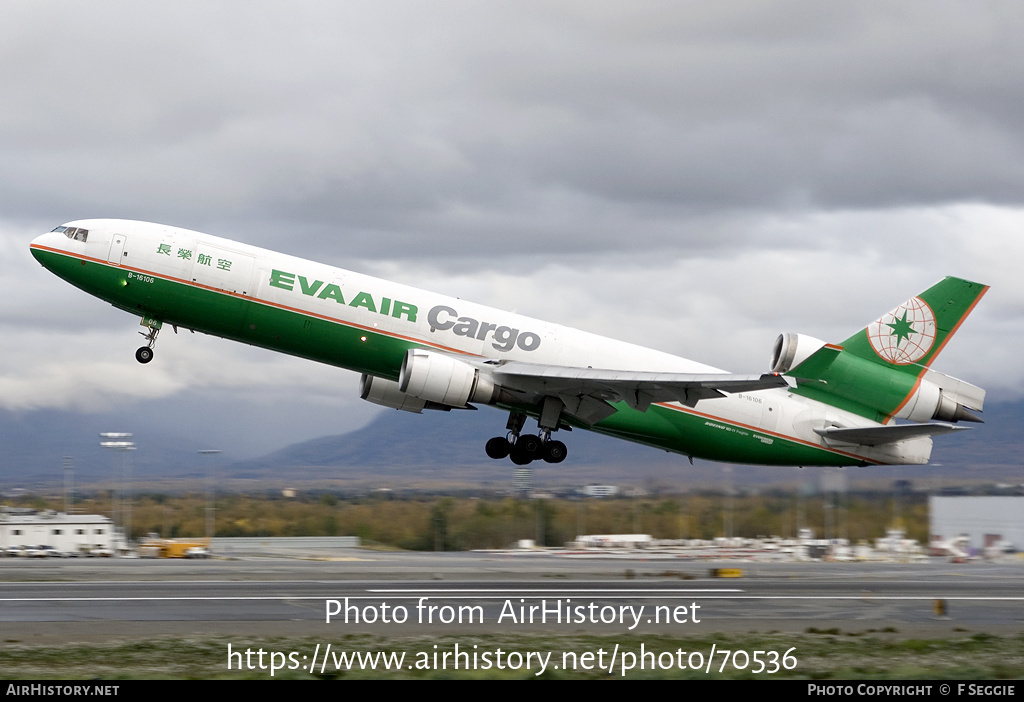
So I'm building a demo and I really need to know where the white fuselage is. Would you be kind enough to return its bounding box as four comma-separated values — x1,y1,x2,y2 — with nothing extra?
31,219,932,466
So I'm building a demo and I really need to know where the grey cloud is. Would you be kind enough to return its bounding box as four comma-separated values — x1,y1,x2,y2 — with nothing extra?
3,3,1024,265
2,2,1022,434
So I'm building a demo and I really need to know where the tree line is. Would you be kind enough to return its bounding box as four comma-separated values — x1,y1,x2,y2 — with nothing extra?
9,490,928,550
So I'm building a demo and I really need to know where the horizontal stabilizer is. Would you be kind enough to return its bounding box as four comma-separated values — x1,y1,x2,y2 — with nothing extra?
813,422,969,446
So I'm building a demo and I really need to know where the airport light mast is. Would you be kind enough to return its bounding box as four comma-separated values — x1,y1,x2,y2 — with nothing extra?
100,433,134,549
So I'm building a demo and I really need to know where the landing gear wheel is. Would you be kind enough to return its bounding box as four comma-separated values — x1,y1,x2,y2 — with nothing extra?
485,437,511,459
542,440,567,464
136,321,161,364
516,434,543,459
510,448,533,465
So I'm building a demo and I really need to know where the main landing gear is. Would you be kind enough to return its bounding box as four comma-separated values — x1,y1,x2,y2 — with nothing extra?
485,402,568,465
485,433,567,465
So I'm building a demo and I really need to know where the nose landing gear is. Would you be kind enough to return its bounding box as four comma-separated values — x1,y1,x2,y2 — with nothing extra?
135,317,162,364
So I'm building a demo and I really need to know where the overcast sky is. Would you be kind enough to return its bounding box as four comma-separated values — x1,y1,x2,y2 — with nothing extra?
2,2,1023,458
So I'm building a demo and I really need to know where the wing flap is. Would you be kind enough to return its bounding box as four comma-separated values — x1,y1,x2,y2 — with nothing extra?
482,360,793,422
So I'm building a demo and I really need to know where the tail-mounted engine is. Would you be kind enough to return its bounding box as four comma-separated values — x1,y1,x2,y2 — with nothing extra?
771,333,984,424
895,371,984,423
770,333,826,373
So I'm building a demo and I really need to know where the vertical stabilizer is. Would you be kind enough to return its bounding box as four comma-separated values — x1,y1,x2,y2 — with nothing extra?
839,277,988,374
788,277,988,423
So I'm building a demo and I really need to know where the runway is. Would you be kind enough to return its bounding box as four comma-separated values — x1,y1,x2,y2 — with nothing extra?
2,552,1023,645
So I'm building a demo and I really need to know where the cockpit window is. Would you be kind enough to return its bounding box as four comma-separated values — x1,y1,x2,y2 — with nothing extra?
51,225,88,242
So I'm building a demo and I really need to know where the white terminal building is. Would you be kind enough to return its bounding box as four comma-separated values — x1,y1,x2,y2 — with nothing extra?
0,508,121,554
929,496,1024,553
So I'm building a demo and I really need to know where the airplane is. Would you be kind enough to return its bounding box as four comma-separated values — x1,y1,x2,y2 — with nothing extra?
30,219,988,468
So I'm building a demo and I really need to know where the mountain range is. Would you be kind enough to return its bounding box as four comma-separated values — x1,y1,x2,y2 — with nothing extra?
3,395,1022,493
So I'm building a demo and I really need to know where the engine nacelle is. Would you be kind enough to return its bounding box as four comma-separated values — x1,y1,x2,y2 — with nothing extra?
770,333,826,373
895,376,984,423
399,349,499,407
360,374,428,413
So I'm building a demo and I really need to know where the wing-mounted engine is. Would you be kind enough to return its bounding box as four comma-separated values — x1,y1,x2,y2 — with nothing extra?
770,333,826,373
359,349,505,413
399,348,500,407
360,374,430,413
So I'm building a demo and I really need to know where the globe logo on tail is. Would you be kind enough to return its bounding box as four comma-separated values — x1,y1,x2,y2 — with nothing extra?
866,296,937,364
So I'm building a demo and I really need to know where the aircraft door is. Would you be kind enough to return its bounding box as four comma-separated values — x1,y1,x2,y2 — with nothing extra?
107,234,127,265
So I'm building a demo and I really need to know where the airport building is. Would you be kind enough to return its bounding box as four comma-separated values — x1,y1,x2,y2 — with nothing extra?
929,496,1024,554
0,507,120,555
581,485,620,498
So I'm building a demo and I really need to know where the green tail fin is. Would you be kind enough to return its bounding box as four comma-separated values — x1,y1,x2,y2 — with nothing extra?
789,277,988,422
839,276,988,373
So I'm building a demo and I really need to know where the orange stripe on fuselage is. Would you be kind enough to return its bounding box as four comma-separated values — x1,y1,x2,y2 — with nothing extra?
654,401,881,464
29,243,471,357
31,242,885,466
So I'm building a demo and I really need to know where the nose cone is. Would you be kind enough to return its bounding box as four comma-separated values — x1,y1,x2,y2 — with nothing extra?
30,232,50,262
30,230,67,268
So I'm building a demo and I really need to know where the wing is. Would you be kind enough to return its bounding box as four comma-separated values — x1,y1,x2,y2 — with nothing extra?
475,358,794,425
